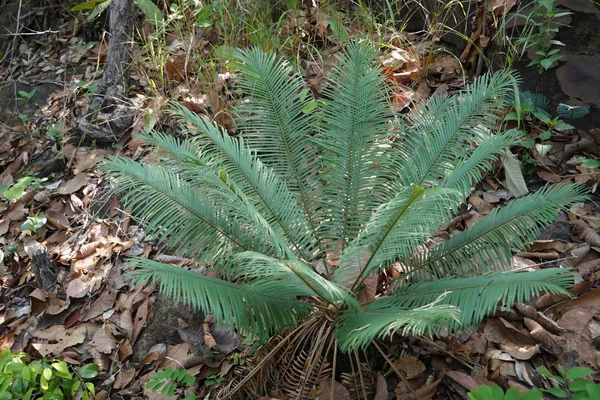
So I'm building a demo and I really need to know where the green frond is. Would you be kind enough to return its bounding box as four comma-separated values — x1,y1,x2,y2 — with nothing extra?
170,105,317,259
336,186,462,289
409,183,588,279
232,252,359,309
100,157,276,257
316,42,393,251
395,71,516,190
443,128,524,196
335,301,461,351
384,268,574,330
234,48,322,257
125,258,312,340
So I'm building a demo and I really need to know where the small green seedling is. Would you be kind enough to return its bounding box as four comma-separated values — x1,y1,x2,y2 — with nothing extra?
146,366,195,399
468,385,542,400
0,351,98,400
17,89,36,103
581,159,600,169
557,103,590,122
21,215,47,234
1,176,46,201
538,365,600,399
204,372,224,387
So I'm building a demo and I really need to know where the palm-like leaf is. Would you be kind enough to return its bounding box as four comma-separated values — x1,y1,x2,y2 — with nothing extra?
126,258,312,340
393,71,517,191
408,183,588,279
234,48,322,257
316,42,394,251
102,42,588,356
383,268,573,328
335,301,461,351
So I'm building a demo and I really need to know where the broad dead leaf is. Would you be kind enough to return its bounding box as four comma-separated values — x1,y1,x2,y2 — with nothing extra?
32,325,87,357
318,379,352,400
81,287,117,321
57,173,88,195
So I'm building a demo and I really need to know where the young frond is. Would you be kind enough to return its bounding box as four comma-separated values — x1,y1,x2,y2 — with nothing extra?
385,268,574,330
335,301,461,351
316,41,394,251
408,183,588,279
126,258,312,340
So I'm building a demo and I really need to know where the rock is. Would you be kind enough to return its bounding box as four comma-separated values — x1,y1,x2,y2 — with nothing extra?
556,54,600,108
131,293,204,363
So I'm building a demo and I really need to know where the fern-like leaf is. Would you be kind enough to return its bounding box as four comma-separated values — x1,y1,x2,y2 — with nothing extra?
336,301,461,351
409,183,588,279
126,258,312,340
386,268,573,329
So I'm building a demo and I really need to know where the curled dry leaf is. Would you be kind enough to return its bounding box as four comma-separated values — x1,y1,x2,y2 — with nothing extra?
203,322,217,350
523,317,562,355
114,365,137,390
572,220,600,247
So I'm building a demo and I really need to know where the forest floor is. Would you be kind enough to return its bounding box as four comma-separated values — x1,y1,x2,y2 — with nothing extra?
1,0,600,399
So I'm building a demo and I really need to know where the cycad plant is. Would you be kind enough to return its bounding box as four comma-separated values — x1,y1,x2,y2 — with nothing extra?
103,42,586,396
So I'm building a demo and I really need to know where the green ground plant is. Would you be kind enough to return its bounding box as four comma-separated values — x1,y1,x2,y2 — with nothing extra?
468,366,600,400
102,41,586,392
0,351,98,400
146,366,196,399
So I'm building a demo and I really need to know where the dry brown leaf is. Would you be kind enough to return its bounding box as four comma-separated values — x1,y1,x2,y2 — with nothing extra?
57,174,88,195
0,201,27,236
524,318,562,355
396,355,426,379
119,338,133,361
90,325,117,354
318,379,352,400
374,373,388,400
32,325,87,357
81,287,117,321
75,241,102,259
119,309,134,339
66,278,89,298
131,298,151,344
114,365,136,389
445,370,495,392
396,372,445,400
469,196,494,214
536,170,562,183
203,322,217,350
160,343,192,370
572,220,600,247
358,274,378,305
